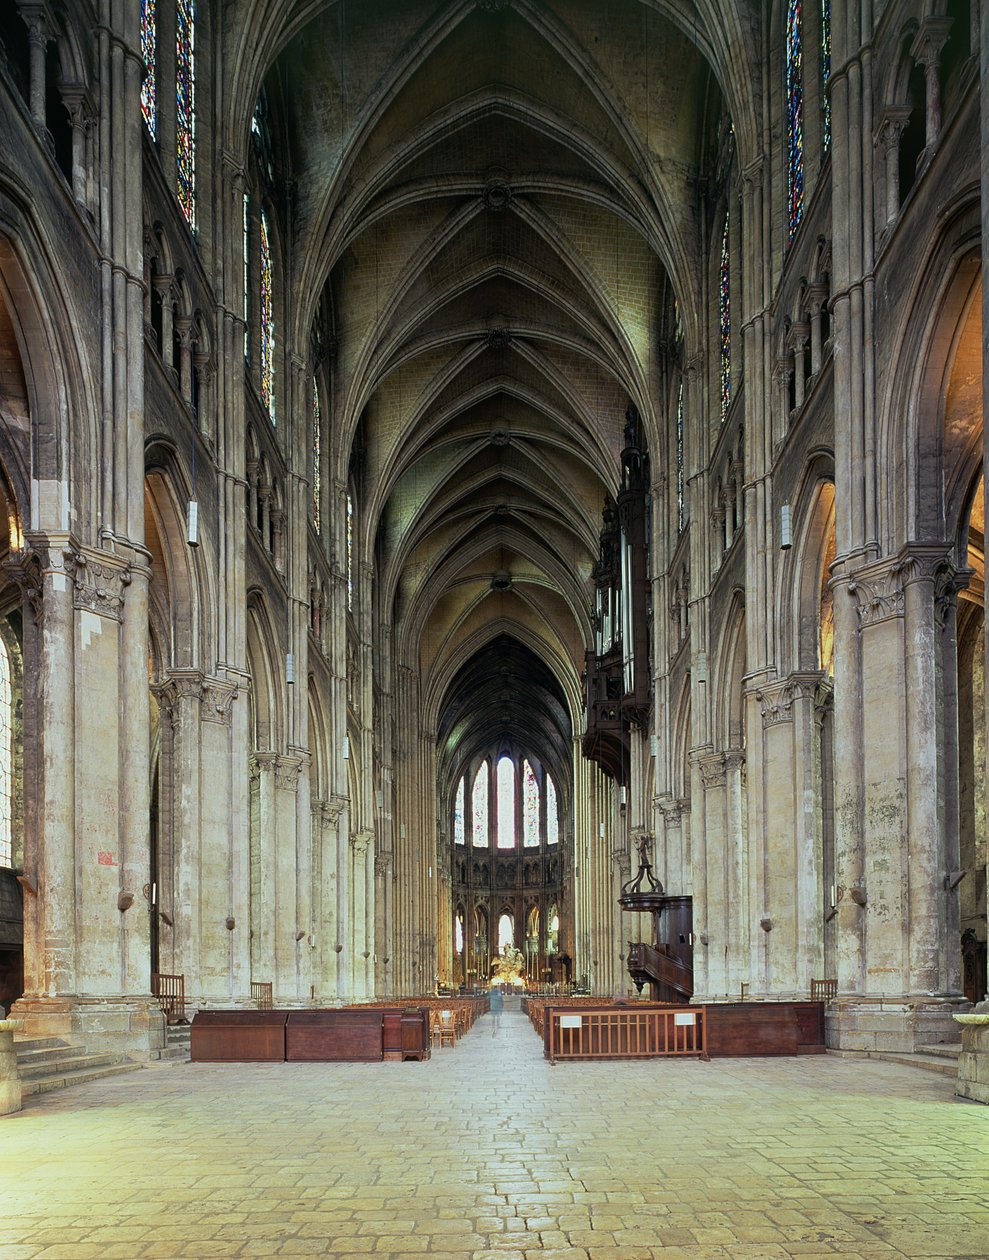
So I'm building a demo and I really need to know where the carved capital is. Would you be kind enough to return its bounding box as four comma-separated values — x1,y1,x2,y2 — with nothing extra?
73,552,131,620
698,754,727,789
874,108,911,153
155,670,205,716
2,548,44,623
249,751,278,785
374,852,393,878
274,756,302,792
351,827,373,856
910,17,952,70
320,793,348,825
847,562,904,628
658,799,682,827
201,679,237,725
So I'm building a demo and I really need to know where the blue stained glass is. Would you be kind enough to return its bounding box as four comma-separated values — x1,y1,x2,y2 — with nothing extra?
719,208,731,421
786,0,804,243
676,378,685,532
260,210,274,422
312,378,321,530
347,493,354,611
176,0,196,227
141,0,156,138
821,0,831,152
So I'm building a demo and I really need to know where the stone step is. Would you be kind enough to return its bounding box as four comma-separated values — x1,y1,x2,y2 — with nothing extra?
920,1042,963,1060
22,1060,145,1096
871,1051,958,1077
16,1043,93,1069
12,1036,69,1054
19,1051,136,1080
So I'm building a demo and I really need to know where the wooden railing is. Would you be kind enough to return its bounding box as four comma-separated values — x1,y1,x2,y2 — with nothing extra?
251,981,273,1010
151,972,186,1024
811,978,837,1003
544,1004,707,1064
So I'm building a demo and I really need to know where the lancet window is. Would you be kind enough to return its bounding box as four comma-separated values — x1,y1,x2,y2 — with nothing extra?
786,0,805,243
259,209,274,422
719,209,731,420
141,0,157,138
821,0,831,151
312,378,321,530
453,778,465,845
497,755,514,850
523,759,539,847
176,0,196,227
546,775,558,846
472,763,488,847
346,493,354,611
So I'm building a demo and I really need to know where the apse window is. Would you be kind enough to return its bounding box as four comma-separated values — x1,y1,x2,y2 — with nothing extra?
497,755,514,849
471,762,488,847
453,777,465,845
546,775,559,845
523,759,540,847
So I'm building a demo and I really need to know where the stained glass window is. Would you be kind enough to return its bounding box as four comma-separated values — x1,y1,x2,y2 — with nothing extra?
821,0,831,152
347,493,354,611
523,759,539,847
472,763,488,848
455,913,464,954
141,0,156,138
546,775,558,846
454,777,465,845
176,0,196,228
786,0,804,244
260,209,275,423
243,194,250,358
498,913,514,953
497,755,514,849
676,379,685,532
0,635,10,868
719,207,731,421
312,378,321,530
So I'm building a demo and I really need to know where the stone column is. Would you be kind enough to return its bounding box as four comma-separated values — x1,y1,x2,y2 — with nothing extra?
911,20,952,151
19,2,48,128
9,542,76,1016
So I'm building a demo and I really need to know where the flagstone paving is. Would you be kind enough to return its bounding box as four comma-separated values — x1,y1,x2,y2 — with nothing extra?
1,1004,986,1259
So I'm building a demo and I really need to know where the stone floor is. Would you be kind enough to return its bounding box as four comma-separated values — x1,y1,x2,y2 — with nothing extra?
0,1005,987,1260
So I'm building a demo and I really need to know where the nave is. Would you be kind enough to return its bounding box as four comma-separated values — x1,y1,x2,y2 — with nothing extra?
1,1011,986,1260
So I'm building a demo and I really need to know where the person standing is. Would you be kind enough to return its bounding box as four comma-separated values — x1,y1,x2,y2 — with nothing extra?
489,986,504,1037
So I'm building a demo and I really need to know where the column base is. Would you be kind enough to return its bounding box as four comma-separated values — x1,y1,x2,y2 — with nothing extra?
11,994,166,1061
825,994,970,1053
